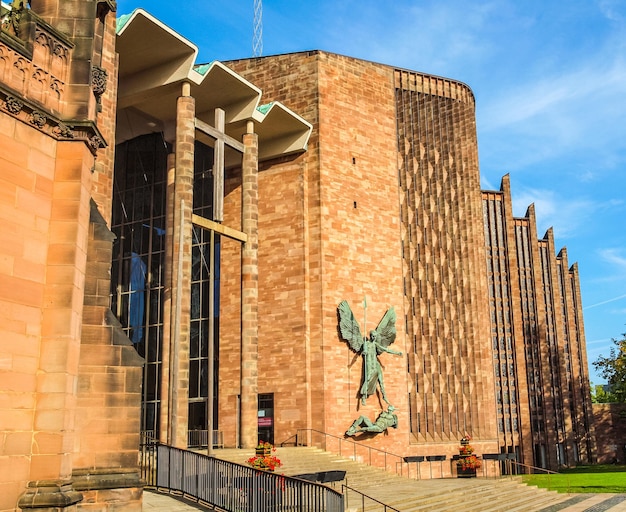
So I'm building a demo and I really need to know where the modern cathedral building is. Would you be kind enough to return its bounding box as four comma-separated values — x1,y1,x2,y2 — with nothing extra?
225,52,596,469
0,3,595,511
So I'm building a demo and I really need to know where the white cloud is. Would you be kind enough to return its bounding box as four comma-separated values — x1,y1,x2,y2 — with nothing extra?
578,170,596,183
586,337,612,346
479,174,499,191
584,293,626,310
482,58,626,137
598,248,626,274
510,187,596,239
599,0,626,23
297,0,503,76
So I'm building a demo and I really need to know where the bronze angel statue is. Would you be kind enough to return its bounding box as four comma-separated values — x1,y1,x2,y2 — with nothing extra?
338,300,402,406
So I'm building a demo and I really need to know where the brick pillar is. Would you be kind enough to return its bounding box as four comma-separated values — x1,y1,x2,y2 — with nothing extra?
91,8,119,224
570,262,598,463
500,175,534,467
167,87,195,448
240,126,259,449
160,153,176,444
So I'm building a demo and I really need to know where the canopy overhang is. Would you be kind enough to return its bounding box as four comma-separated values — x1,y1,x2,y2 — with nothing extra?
115,9,311,162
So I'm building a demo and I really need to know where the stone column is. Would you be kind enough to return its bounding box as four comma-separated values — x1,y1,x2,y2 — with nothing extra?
167,83,195,448
499,175,534,467
160,153,176,444
240,122,259,449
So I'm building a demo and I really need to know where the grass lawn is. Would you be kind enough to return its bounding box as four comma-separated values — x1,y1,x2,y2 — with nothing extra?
522,465,626,493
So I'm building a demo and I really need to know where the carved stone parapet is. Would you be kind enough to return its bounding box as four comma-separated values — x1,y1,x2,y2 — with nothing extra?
0,88,107,154
0,40,66,108
70,121,107,155
53,121,73,139
3,94,23,114
49,77,63,98
52,41,65,56
0,9,72,111
29,109,46,127
91,66,107,96
91,64,107,111
18,479,83,510
33,21,72,52
88,134,105,153
1,1,27,39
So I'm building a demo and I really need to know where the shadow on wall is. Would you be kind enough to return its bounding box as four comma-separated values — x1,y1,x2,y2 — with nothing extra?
593,403,626,464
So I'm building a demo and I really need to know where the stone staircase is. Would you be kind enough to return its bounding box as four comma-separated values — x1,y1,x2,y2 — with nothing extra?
210,446,585,512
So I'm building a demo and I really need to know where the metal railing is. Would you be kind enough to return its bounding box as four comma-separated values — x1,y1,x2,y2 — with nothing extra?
507,460,569,494
480,453,517,478
188,429,225,449
293,429,406,477
140,435,344,511
343,484,401,512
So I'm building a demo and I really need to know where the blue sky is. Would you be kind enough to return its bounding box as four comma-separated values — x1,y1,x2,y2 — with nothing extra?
117,0,626,384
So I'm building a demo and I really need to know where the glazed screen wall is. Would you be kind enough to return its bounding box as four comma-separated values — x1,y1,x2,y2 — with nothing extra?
111,133,169,436
111,134,221,438
483,195,521,452
514,221,547,465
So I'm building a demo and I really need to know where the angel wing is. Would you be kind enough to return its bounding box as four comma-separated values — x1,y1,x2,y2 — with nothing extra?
337,300,364,353
373,307,397,348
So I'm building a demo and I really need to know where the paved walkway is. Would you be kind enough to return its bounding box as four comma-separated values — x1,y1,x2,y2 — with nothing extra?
143,490,208,511
541,494,626,512
143,489,626,512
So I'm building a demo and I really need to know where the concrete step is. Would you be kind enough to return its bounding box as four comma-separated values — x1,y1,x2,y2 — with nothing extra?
391,482,552,512
211,447,580,512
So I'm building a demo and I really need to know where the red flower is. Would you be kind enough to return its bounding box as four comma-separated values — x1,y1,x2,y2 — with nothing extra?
459,445,474,455
457,455,481,470
247,453,282,471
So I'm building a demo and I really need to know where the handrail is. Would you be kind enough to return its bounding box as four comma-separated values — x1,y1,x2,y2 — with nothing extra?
507,460,570,494
279,432,299,446
140,434,344,511
294,428,407,477
342,484,401,512
508,460,559,475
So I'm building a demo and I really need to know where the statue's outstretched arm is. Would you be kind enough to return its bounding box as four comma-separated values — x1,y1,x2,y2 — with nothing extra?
378,345,402,356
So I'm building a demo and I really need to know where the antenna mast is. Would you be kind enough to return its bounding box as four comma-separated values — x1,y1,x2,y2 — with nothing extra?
253,0,263,57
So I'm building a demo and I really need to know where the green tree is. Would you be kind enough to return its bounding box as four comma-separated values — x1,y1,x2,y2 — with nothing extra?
593,334,626,403
591,382,618,403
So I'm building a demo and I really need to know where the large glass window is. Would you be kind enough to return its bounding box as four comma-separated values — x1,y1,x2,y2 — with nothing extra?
111,133,169,435
111,133,221,438
189,141,220,431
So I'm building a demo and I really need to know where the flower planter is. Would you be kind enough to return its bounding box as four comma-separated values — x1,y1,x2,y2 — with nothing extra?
249,443,282,472
255,443,272,457
456,437,480,477
457,467,477,478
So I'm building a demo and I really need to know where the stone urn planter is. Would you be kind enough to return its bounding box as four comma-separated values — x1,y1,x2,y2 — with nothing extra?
456,436,481,478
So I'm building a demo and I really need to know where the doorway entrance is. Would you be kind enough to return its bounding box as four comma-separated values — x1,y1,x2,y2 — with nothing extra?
258,393,274,444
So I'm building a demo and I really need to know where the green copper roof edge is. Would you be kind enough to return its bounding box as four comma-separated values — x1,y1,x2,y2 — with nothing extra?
116,11,135,34
194,62,216,76
257,102,274,115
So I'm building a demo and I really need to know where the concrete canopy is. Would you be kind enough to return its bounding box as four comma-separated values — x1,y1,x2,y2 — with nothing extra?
115,9,311,163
